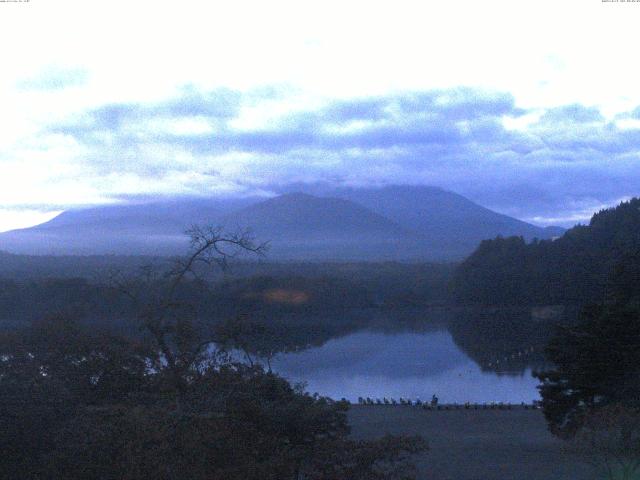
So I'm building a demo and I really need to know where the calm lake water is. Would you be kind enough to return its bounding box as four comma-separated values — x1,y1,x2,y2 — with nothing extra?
270,326,542,404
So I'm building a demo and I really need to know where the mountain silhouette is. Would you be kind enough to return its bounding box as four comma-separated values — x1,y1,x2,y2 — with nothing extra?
0,186,564,260
328,185,563,257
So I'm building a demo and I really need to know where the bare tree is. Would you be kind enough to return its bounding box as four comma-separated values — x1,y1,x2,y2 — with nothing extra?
109,225,267,408
213,313,281,371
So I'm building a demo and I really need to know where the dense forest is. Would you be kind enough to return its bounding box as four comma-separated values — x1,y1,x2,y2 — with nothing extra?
452,198,640,306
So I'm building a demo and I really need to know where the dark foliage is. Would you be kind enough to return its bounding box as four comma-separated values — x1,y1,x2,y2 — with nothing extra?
0,227,427,479
448,307,554,375
569,404,640,480
535,299,640,438
0,316,151,478
454,198,640,438
452,197,640,306
0,316,426,480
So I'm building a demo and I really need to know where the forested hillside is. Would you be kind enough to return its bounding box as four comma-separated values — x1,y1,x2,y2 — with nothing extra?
452,198,640,306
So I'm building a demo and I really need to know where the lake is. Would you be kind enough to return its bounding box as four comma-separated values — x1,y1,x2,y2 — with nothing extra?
270,323,543,404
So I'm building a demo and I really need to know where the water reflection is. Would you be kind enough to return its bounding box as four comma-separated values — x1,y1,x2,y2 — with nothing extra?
271,328,542,404
224,306,571,403
448,307,554,375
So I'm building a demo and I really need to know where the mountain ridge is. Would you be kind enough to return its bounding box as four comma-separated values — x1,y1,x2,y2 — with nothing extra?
0,186,565,260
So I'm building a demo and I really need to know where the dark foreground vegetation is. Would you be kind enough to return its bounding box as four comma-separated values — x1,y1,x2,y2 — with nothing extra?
0,229,426,480
534,277,640,479
0,316,426,480
531,248,640,480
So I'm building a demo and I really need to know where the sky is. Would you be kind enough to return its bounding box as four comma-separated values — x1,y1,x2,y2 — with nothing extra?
1,0,639,231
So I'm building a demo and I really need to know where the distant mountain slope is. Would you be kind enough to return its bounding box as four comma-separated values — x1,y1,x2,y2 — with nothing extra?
0,197,259,255
452,197,640,306
332,185,559,239
0,186,565,260
0,193,417,259
222,192,412,241
328,185,563,257
31,197,258,233
219,192,421,260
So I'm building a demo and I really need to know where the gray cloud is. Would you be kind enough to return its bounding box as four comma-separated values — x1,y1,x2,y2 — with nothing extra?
627,106,640,119
45,86,640,227
18,66,88,91
538,104,604,125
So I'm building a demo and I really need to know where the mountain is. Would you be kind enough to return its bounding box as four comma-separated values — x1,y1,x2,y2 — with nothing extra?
29,196,259,233
219,192,421,260
327,185,563,257
332,185,555,238
222,193,411,240
0,186,565,260
0,197,258,256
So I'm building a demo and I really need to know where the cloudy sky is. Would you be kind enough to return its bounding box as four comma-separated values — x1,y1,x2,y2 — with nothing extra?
1,0,639,231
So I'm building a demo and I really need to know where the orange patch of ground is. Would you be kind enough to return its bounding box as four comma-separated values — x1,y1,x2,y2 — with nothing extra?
262,288,310,305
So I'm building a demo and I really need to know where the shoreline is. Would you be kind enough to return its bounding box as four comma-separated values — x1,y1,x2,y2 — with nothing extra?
351,401,541,410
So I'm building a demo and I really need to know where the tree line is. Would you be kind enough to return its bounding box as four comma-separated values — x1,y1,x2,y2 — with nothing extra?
449,198,640,477
452,198,640,307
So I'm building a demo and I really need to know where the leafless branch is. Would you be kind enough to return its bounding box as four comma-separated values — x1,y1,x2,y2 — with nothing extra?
105,224,267,410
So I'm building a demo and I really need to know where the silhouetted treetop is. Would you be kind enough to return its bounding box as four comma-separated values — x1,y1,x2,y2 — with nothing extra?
452,197,640,306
